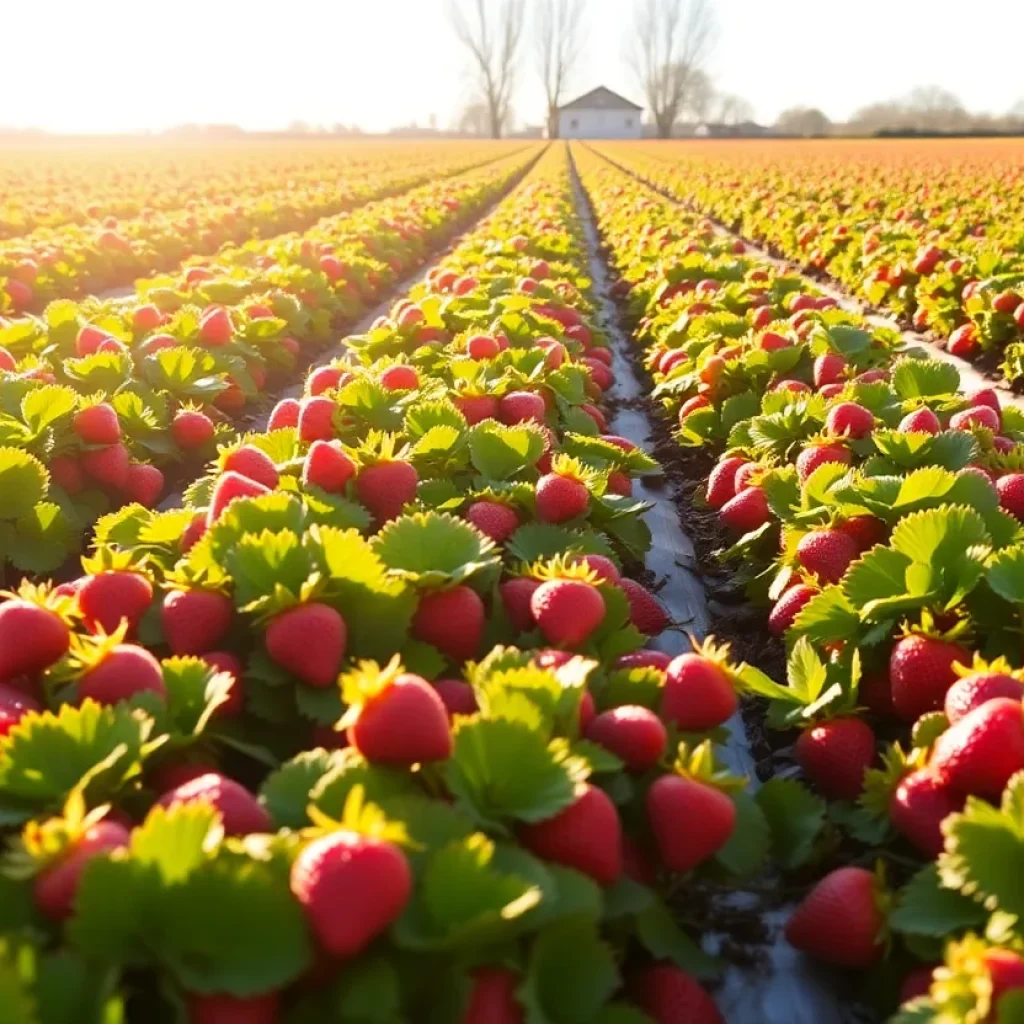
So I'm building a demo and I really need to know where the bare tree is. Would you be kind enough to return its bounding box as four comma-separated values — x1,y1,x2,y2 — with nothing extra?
451,0,526,138
776,106,831,137
715,93,754,125
628,0,716,139
456,100,492,136
535,0,585,138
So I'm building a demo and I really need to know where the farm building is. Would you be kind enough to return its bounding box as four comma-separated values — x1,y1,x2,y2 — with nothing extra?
556,87,644,140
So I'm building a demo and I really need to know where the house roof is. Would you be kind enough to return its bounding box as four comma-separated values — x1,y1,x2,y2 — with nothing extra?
558,87,643,113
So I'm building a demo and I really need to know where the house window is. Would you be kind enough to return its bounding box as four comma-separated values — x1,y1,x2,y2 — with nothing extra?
570,118,578,130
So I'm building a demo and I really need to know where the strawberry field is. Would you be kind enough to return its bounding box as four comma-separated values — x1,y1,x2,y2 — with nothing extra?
4,135,1024,1024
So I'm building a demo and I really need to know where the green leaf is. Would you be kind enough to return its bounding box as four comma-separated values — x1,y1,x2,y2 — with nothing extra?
634,898,722,979
844,546,914,612
129,802,223,884
989,545,1024,604
506,523,616,565
755,778,826,870
161,657,232,736
790,586,861,644
332,954,404,1024
20,386,77,435
714,791,770,877
311,750,419,819
228,529,312,609
10,502,74,574
891,357,960,399
468,422,545,480
0,448,47,519
260,748,346,829
890,864,987,937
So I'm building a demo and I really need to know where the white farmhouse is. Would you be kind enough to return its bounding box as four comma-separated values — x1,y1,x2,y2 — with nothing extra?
556,87,644,140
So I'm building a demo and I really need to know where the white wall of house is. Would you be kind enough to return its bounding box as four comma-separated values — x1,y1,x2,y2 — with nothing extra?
557,108,642,139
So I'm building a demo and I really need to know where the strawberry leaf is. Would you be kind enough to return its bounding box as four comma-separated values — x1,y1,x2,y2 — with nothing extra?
129,802,224,884
0,448,47,520
505,523,616,564
332,954,404,1023
890,864,986,937
20,385,77,437
634,897,722,979
259,748,346,829
891,357,960,399
227,529,312,610
755,778,826,870
468,422,545,481
310,750,419,819
10,502,74,574
714,791,770,877
988,546,1024,604
161,657,233,737
791,586,861,644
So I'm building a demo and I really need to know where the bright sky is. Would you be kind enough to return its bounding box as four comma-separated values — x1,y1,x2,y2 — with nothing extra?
7,0,1023,133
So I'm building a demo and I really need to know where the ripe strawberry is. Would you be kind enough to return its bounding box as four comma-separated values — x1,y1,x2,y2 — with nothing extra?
813,353,848,388
162,589,233,655
78,570,152,635
890,769,964,856
78,644,166,705
302,440,355,494
72,403,121,445
796,529,858,585
796,443,850,483
519,783,622,885
307,365,345,396
732,463,758,492
948,323,978,356
985,949,1024,1012
201,651,244,717
0,599,70,679
267,397,301,431
181,513,207,552
298,396,336,443
76,324,109,357
462,967,524,1024
570,554,620,584
530,579,605,647
199,306,233,345
971,387,1002,412
290,828,412,957
615,650,672,671
795,718,875,800
838,514,886,552
899,407,942,434
466,333,500,360
997,473,1024,521
34,819,131,921
945,671,1024,723
950,405,1000,432
380,365,419,391
80,443,130,490
825,401,874,439
156,772,271,835
172,409,215,449
0,681,40,736
890,634,970,722
536,472,589,523
647,774,735,872
719,486,770,532
207,471,272,524
661,653,737,731
432,678,478,718
898,966,936,1007
466,500,519,543
453,394,499,426
348,671,452,763
356,460,418,524
705,457,747,510
586,705,667,771
498,391,546,425
187,993,279,1024
768,583,817,636
930,697,1024,797
132,304,162,332
500,577,539,632
630,965,724,1024
266,603,346,687
785,867,884,968
125,463,164,507
49,456,85,495
0,346,15,373
223,445,279,490
411,585,484,663
617,578,669,635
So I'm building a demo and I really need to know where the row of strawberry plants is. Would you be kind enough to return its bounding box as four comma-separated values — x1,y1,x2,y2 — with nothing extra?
1,143,522,313
0,143,784,1024
576,142,1024,1022
594,141,1024,388
0,149,539,583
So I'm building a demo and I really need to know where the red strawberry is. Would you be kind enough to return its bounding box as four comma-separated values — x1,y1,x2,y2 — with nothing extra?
0,346,15,372
267,397,301,431
795,718,875,800
647,774,735,872
302,440,355,494
307,365,346,396
719,486,770,532
705,457,747,510
162,589,233,656
348,671,452,763
290,828,411,957
380,364,419,391
813,353,848,387
466,501,519,542
571,554,620,583
768,584,817,636
785,867,884,968
411,585,484,663
899,407,942,434
499,577,539,632
838,514,886,552
950,405,1000,432
356,460,418,524
0,599,70,679
606,469,632,496
34,819,131,921
948,323,978,356
997,473,1024,521
266,603,346,687
535,473,588,523
78,571,152,635
890,634,970,722
453,393,499,425
615,650,672,671
78,644,166,705
825,401,873,439
795,529,858,585
156,772,271,835
586,705,667,771
199,306,233,345
76,324,109,357
207,471,272,524
124,463,164,507
498,391,546,425
132,304,162,332
945,671,1024,724
519,783,622,885
530,579,605,647
630,964,724,1024
795,443,850,483
890,769,964,856
223,446,279,490
619,578,669,634
49,456,85,495
72,403,121,445
432,678,478,717
985,949,1024,1012
181,513,207,552
463,967,524,1024
898,967,936,1007
298,396,336,443
187,993,279,1024
172,409,215,449
201,651,244,717
661,653,737,731
930,697,1024,797
0,681,40,736
80,443,131,490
